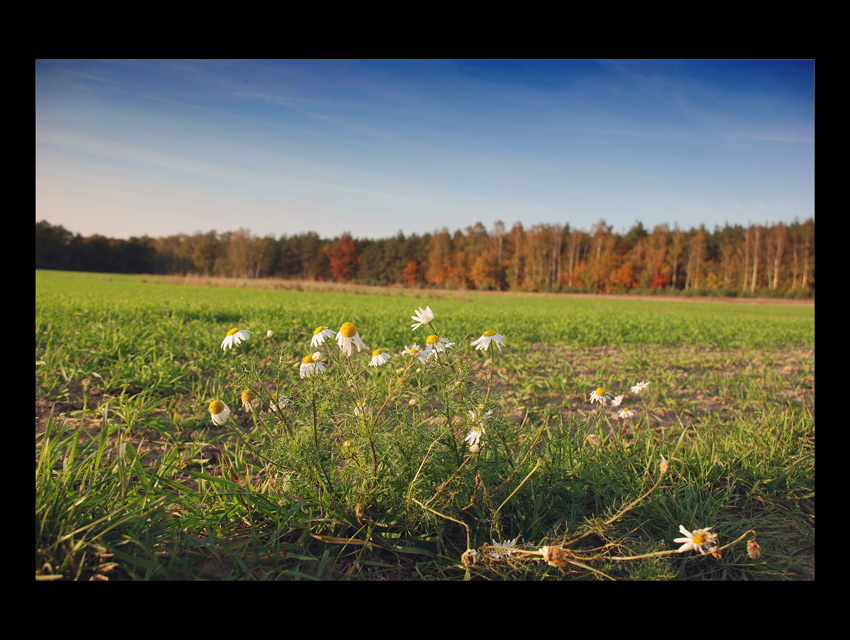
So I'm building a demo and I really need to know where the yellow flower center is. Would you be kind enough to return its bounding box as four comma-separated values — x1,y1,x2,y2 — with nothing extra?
483,330,496,337
692,533,707,545
227,328,239,336
313,326,325,335
209,400,225,414
303,353,316,364
340,322,357,338
623,407,630,412
596,387,606,396
426,334,440,345
409,348,419,355
372,349,383,357
241,389,255,402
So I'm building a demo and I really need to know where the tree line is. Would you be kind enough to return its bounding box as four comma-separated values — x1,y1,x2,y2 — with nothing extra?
36,217,814,297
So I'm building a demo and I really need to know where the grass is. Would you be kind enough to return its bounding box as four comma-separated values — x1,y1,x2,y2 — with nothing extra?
35,270,814,580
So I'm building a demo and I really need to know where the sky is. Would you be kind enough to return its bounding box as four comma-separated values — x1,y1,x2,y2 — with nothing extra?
35,59,815,241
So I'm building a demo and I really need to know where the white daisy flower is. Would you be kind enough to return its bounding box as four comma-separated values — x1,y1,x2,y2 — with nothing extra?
300,352,326,379
209,400,230,425
336,322,367,357
673,525,719,555
221,327,252,350
423,334,454,360
464,425,485,448
470,330,506,351
488,538,518,559
310,325,336,348
369,348,392,368
401,344,428,364
589,387,611,405
410,305,435,330
610,394,625,407
630,381,650,394
618,407,635,419
241,389,261,412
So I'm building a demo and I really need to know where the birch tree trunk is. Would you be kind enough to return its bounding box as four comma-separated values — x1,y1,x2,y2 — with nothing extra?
751,226,760,293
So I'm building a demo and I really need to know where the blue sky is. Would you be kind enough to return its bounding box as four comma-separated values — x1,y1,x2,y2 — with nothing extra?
35,59,814,240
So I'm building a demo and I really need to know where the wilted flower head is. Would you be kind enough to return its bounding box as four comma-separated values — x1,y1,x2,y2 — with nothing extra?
590,387,611,405
461,548,479,567
470,330,506,351
630,380,650,394
369,348,392,368
300,352,327,379
221,328,252,350
468,408,493,428
540,545,569,568
266,329,275,338
311,325,336,348
267,393,291,415
241,389,261,412
747,538,761,559
659,455,669,475
336,322,367,357
411,306,436,331
209,400,230,425
674,525,719,555
488,538,518,559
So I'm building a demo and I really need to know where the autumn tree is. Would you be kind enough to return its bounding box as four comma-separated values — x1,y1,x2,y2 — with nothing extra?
504,222,525,289
425,228,452,286
327,233,359,282
401,258,421,286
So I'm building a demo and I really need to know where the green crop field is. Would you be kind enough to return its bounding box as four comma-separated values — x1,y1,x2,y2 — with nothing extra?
35,270,814,580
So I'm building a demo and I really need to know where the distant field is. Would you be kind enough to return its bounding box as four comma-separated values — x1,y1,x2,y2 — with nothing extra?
36,270,814,350
35,270,815,580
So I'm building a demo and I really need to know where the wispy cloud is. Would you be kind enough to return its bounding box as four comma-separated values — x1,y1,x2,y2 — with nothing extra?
37,126,227,177
724,128,814,144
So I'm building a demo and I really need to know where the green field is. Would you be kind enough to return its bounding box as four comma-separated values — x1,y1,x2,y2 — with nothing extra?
35,270,815,580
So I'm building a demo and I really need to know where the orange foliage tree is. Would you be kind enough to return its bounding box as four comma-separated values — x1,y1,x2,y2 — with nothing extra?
328,233,359,282
401,259,420,286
